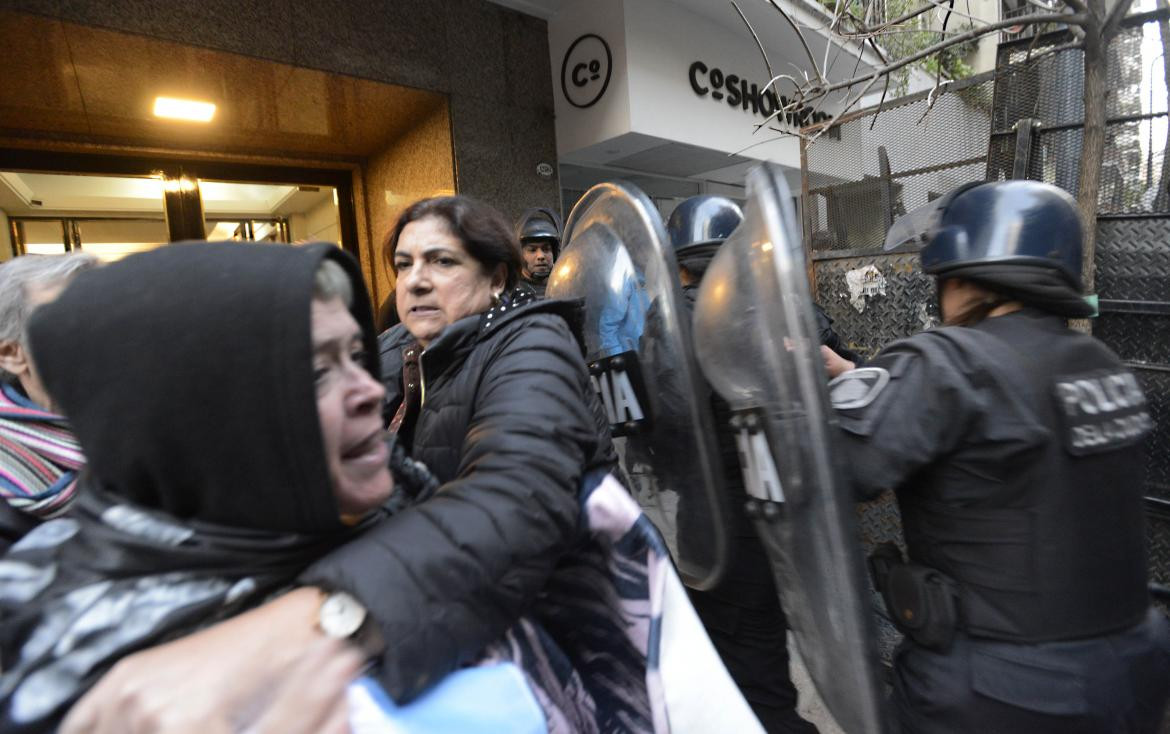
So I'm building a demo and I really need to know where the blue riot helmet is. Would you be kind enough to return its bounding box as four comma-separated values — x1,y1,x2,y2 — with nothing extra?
667,196,744,260
885,180,1092,317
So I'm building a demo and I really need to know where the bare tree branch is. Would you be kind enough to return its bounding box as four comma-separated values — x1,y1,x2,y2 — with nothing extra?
761,73,806,96
832,0,1068,39
1103,0,1137,37
916,0,956,124
917,78,952,122
1023,18,1051,59
801,11,1083,109
873,1,938,30
740,0,1087,150
731,1,777,90
765,0,828,84
845,24,1008,38
729,132,798,158
803,38,1081,138
868,74,893,128
919,0,997,28
866,37,892,130
1024,0,1066,12
808,73,884,143
824,0,842,72
752,74,810,132
847,0,1006,33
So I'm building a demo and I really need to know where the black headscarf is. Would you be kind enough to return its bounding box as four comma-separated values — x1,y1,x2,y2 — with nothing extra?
30,242,379,533
0,243,384,732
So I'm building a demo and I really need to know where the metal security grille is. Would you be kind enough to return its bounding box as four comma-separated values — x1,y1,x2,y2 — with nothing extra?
994,25,1170,594
802,11,1170,653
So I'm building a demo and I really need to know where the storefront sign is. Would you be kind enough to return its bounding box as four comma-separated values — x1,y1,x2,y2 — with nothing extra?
561,34,613,109
688,60,830,128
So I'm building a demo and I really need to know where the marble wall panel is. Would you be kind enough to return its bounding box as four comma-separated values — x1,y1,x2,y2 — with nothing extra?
54,0,295,64
287,0,446,92
442,0,508,105
502,10,555,113
363,102,455,304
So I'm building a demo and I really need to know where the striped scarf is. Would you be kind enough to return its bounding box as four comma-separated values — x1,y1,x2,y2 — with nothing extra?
0,381,83,518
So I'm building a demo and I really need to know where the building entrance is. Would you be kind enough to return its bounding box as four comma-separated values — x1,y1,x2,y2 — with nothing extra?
1,157,352,264
0,8,456,303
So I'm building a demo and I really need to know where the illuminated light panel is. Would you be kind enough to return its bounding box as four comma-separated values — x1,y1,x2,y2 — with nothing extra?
153,96,216,122
164,177,197,193
23,243,67,256
80,243,163,262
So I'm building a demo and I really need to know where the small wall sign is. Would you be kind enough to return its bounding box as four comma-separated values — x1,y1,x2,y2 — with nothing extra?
561,34,612,109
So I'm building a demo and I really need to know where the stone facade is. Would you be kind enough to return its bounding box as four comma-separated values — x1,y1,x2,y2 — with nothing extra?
3,0,560,220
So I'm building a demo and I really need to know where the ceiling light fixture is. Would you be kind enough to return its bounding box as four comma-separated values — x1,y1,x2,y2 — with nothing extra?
153,96,216,122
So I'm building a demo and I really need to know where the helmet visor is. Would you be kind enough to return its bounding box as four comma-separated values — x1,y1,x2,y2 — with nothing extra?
883,196,946,251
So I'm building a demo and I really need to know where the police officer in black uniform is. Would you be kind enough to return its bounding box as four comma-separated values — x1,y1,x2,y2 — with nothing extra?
825,180,1170,733
513,209,561,299
668,195,820,734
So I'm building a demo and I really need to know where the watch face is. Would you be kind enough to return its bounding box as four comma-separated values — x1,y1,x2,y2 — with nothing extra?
320,591,366,639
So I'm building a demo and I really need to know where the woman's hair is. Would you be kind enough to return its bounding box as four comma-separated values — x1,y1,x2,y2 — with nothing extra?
382,196,522,291
0,253,100,381
313,258,353,307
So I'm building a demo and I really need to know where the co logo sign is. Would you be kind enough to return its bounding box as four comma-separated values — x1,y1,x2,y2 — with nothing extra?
561,34,612,109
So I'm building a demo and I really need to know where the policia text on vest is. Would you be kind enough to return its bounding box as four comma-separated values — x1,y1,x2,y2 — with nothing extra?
1054,368,1152,456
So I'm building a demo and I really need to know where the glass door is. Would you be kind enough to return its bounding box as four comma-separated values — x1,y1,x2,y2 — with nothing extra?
199,179,341,245
0,149,359,263
3,171,168,261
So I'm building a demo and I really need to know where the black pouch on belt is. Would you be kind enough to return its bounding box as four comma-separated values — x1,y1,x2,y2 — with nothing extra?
868,542,960,652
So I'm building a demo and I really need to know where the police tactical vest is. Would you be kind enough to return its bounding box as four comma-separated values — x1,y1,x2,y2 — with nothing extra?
899,312,1152,643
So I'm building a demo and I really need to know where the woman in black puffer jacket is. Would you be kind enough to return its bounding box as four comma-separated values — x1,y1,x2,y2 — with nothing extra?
299,196,618,697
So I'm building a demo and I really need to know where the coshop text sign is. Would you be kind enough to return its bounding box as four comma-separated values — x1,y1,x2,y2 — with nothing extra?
688,61,830,128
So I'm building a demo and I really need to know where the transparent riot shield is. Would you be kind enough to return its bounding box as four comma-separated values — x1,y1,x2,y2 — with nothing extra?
547,181,729,590
692,164,889,733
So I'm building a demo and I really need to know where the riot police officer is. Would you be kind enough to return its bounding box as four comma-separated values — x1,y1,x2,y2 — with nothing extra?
668,195,820,734
514,209,561,299
826,180,1170,733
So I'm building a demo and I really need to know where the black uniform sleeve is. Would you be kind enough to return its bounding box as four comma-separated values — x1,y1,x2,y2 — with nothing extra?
833,335,977,500
299,315,598,702
815,303,865,365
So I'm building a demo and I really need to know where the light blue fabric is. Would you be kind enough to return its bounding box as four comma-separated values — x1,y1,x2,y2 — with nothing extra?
348,663,547,734
598,268,649,356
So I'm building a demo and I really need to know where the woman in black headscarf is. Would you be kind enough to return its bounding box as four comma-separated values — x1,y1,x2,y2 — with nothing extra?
0,243,402,731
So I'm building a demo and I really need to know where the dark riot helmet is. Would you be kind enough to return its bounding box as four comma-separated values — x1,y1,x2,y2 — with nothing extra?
516,208,562,258
887,180,1084,289
666,195,744,259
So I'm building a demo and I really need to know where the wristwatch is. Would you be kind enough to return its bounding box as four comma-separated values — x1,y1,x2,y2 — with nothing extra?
317,590,385,659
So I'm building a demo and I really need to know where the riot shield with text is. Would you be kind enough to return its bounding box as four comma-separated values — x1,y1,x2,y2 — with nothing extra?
692,164,888,733
547,181,729,590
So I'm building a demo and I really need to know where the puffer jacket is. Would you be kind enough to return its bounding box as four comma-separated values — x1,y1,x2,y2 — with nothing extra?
300,297,616,703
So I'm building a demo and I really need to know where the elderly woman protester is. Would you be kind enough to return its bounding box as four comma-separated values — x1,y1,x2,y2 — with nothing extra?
0,253,98,551
52,196,617,730
0,244,389,732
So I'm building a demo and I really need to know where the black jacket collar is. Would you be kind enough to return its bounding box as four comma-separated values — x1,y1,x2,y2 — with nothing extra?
379,291,586,381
